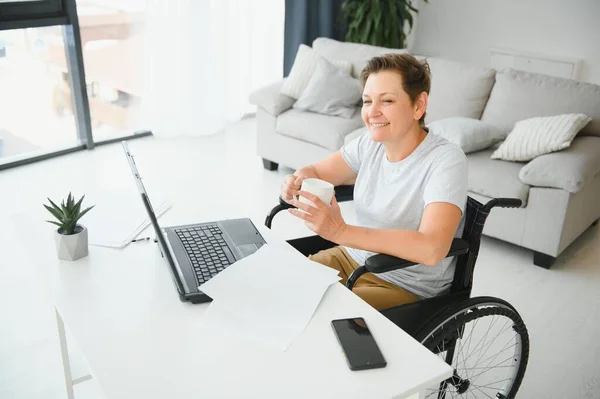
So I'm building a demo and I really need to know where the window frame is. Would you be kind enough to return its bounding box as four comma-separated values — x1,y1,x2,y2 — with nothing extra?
0,0,67,30
0,0,152,171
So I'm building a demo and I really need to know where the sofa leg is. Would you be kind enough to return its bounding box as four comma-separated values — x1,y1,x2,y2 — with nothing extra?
533,251,556,269
262,158,278,171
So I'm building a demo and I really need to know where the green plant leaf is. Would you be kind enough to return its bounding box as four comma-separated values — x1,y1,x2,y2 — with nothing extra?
60,199,68,218
73,205,95,226
362,18,373,44
47,197,63,215
407,3,418,13
69,194,84,220
373,9,382,33
44,206,64,224
46,220,63,229
402,6,414,34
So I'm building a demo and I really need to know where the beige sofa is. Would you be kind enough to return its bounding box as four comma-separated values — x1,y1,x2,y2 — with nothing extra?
249,38,600,269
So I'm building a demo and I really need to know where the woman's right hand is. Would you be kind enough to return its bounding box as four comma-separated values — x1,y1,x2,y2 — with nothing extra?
281,175,306,204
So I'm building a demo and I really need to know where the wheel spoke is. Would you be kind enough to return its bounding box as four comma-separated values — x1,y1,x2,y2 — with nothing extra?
470,377,514,390
471,384,495,399
474,341,518,373
423,304,528,399
475,319,512,370
462,315,479,370
471,316,511,368
469,333,519,386
469,354,519,383
457,316,499,367
460,316,513,367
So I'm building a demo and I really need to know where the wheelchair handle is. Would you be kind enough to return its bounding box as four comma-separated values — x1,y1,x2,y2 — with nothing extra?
264,197,296,229
265,186,354,230
483,198,522,212
278,196,297,209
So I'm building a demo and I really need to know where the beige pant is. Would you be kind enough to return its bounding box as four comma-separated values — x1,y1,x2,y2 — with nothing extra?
309,246,419,311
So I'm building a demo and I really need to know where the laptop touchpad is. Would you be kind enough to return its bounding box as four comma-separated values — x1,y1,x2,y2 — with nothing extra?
237,244,259,257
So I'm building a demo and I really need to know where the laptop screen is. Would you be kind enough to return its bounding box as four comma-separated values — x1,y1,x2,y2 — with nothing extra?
121,141,186,294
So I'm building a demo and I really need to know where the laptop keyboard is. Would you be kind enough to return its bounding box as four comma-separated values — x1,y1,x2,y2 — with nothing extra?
175,224,234,285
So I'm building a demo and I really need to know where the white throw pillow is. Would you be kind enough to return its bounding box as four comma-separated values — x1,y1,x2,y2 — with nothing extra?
491,113,592,162
281,44,352,99
427,117,506,153
293,57,362,118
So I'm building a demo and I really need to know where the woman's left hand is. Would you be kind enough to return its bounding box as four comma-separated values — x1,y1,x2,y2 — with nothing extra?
289,191,347,242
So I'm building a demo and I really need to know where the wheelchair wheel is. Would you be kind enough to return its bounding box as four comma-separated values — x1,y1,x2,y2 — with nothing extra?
417,297,529,399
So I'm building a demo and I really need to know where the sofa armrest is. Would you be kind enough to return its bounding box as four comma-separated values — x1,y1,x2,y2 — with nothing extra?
519,136,600,193
249,79,295,116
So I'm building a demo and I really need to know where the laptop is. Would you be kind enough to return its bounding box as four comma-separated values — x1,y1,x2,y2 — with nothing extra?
122,141,266,303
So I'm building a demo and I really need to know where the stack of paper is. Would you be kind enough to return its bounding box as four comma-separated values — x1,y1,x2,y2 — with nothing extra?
199,244,341,351
84,189,171,249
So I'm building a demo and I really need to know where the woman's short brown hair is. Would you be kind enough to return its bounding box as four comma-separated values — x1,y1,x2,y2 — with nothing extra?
359,53,431,128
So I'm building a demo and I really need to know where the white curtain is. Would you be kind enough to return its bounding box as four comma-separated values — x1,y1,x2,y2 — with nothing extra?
141,0,284,138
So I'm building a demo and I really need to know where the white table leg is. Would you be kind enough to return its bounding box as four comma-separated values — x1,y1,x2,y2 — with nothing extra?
56,307,75,399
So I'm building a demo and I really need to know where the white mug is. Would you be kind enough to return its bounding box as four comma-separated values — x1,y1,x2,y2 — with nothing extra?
299,178,334,207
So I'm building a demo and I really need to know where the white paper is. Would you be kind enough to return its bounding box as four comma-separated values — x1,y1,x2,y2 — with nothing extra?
84,189,171,248
199,244,341,351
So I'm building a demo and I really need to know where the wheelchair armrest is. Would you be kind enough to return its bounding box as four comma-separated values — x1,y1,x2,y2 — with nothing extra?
364,238,470,274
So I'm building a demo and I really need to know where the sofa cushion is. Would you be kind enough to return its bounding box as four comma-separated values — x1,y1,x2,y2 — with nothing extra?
519,136,600,193
467,149,530,206
424,58,496,124
491,113,592,162
249,79,295,116
281,44,352,99
427,117,506,154
276,109,363,151
344,127,367,145
312,38,409,78
481,68,600,138
293,57,362,119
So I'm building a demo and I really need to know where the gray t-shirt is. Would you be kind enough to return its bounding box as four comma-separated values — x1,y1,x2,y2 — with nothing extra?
341,130,468,298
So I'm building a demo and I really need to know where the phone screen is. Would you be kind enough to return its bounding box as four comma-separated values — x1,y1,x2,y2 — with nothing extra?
331,317,387,371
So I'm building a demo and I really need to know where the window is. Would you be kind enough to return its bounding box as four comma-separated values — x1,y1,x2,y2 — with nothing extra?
0,26,81,163
0,0,150,169
74,0,147,141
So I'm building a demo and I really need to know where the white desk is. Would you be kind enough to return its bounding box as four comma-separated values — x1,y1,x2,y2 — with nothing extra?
36,220,452,399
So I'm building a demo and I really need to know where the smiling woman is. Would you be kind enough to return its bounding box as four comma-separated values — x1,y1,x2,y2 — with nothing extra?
282,53,468,311
359,54,431,161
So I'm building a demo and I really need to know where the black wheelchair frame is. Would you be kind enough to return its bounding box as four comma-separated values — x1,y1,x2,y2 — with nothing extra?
265,186,530,399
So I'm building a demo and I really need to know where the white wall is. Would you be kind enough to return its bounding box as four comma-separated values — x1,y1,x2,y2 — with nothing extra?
412,0,600,84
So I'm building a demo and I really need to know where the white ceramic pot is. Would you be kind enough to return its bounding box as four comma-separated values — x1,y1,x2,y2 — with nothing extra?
55,225,89,261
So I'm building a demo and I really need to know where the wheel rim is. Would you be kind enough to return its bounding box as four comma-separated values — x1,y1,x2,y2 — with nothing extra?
422,305,527,399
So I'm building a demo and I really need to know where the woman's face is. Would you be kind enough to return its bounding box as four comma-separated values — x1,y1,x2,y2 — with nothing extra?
361,70,425,142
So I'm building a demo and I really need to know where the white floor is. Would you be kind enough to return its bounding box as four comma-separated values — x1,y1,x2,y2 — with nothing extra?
1,117,599,399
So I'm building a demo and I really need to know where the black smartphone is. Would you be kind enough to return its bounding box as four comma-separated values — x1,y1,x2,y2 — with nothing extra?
331,317,387,371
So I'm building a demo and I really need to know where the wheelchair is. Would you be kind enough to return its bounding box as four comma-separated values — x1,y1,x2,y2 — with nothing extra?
266,186,530,399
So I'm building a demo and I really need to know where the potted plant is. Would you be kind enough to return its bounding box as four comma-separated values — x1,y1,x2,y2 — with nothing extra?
44,192,94,261
341,0,429,49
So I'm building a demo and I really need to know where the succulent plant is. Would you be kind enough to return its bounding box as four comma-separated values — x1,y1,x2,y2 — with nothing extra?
44,192,94,235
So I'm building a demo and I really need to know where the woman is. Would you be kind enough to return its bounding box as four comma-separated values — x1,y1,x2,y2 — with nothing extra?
281,53,468,311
